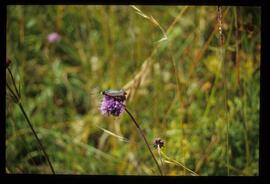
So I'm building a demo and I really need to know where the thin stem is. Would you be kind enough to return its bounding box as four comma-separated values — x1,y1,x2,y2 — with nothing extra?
6,69,55,174
157,146,164,173
17,102,55,174
218,6,230,176
234,7,240,86
124,108,163,176
161,151,199,176
6,83,19,103
8,68,20,98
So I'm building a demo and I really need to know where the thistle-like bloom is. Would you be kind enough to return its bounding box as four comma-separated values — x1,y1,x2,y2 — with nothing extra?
100,95,125,116
153,138,165,149
47,32,61,43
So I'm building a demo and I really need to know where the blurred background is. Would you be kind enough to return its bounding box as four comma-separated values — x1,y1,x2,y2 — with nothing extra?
6,5,260,175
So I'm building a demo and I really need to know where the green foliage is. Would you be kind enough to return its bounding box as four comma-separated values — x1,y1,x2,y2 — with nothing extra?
6,5,260,175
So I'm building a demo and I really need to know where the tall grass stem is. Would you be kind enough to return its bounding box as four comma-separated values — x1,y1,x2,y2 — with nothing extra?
218,6,230,176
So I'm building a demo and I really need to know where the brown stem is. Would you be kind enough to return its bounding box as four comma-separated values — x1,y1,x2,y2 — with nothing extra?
6,83,19,103
6,69,55,174
124,108,163,176
18,102,55,174
8,68,20,98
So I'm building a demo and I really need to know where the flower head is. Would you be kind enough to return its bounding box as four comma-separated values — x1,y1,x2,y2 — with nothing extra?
100,95,125,117
153,138,165,149
47,32,61,43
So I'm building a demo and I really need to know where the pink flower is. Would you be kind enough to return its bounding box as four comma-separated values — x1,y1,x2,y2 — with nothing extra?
47,32,61,43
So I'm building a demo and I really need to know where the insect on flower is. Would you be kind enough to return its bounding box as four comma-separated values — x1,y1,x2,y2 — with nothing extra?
101,89,127,101
99,89,127,117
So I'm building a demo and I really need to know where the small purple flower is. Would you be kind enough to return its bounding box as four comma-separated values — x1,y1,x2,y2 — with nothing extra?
100,95,125,117
47,32,61,43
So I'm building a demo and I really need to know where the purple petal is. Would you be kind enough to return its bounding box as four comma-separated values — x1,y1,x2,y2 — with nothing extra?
100,95,125,117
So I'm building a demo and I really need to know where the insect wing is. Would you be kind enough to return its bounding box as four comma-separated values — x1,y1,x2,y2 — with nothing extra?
103,89,125,97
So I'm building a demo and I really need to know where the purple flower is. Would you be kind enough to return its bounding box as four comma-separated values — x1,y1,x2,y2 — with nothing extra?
47,32,61,43
100,95,125,117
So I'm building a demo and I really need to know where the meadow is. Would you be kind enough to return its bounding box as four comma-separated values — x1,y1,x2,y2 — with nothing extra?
6,5,260,175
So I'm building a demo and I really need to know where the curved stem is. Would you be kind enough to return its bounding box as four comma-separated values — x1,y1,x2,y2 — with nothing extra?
161,151,199,176
124,108,163,176
6,69,55,174
8,68,20,98
6,83,19,103
18,102,55,174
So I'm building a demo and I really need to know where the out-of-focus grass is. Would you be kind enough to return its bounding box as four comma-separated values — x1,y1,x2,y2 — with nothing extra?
6,5,260,175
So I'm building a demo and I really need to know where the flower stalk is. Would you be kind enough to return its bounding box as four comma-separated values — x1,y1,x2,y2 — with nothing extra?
124,108,163,176
6,64,55,174
157,145,164,170
153,138,165,173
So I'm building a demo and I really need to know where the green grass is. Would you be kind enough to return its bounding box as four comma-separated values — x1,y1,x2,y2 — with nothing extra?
6,5,260,175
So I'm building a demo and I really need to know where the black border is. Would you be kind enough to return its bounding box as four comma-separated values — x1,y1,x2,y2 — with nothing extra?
2,0,268,183
1,2,6,177
260,2,269,180
1,0,263,6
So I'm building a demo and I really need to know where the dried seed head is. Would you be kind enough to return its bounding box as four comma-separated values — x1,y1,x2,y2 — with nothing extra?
153,137,165,149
